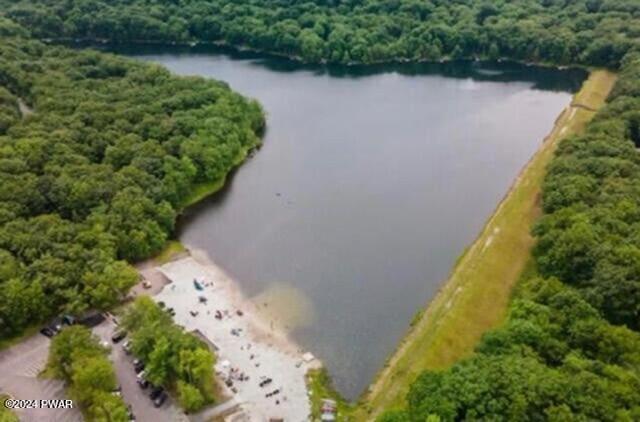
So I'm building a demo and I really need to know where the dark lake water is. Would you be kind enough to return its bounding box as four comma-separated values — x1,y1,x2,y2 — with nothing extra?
117,45,586,399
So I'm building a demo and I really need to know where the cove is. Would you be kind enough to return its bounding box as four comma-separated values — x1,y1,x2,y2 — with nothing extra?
116,44,586,399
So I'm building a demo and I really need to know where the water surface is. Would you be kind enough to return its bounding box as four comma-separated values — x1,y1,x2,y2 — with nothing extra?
119,45,585,399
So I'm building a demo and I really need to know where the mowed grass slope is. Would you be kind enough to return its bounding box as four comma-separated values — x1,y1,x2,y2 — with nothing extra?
357,70,617,420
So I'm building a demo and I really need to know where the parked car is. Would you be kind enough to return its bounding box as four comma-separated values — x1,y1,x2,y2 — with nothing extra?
137,377,149,389
149,386,164,400
50,318,63,332
133,359,145,373
122,340,132,354
127,405,135,421
77,311,105,327
153,390,168,408
62,315,76,326
40,317,65,337
111,330,127,343
142,279,152,289
40,327,56,338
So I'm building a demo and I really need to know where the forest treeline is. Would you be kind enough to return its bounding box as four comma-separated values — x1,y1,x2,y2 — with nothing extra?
379,52,640,421
0,18,264,338
0,0,638,66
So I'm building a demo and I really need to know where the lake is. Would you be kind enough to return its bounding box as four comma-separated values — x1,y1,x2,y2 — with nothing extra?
118,45,585,399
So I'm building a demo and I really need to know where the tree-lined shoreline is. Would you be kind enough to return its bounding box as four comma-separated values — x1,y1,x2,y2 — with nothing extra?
0,23,265,339
1,0,640,420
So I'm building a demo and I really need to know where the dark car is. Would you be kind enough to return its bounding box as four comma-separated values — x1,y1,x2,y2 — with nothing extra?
153,391,168,408
50,318,63,332
41,317,64,337
127,405,135,421
40,327,56,338
133,359,145,373
111,330,127,343
149,386,164,400
78,311,105,327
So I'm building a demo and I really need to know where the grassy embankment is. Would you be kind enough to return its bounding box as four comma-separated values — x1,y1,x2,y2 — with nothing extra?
307,369,356,420
356,69,617,420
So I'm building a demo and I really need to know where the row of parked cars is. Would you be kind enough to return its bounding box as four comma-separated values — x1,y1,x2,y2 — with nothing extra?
111,326,167,406
110,324,167,414
133,358,168,407
40,312,106,337
109,306,175,410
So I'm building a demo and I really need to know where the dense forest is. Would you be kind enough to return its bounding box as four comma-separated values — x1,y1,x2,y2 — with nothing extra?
1,0,640,420
0,0,639,66
0,18,264,338
380,280,640,420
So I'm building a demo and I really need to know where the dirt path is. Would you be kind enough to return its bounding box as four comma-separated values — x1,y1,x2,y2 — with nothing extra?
356,70,617,420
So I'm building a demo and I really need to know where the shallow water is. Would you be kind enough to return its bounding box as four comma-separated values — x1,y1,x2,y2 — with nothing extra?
118,45,585,399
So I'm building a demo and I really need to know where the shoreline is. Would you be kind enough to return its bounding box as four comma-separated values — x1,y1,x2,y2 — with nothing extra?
356,69,617,419
55,36,590,72
153,247,320,421
188,247,310,358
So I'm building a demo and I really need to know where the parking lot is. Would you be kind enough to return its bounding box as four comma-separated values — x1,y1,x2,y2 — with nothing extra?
92,319,188,422
0,333,82,422
0,320,189,422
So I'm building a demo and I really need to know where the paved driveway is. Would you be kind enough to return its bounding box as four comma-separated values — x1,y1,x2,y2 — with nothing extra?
0,333,82,422
93,320,188,422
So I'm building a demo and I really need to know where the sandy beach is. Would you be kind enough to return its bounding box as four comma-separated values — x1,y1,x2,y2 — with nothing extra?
154,249,320,421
